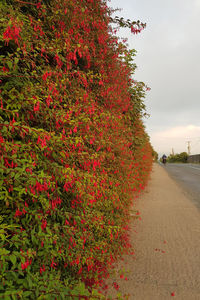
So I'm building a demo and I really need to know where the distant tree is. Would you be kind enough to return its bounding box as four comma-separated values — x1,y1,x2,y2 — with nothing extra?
167,152,188,163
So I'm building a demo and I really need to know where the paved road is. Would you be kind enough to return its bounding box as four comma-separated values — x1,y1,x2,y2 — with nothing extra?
161,163,200,209
106,164,200,299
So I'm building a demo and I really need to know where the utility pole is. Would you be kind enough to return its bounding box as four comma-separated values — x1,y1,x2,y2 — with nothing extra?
186,141,191,155
172,148,174,155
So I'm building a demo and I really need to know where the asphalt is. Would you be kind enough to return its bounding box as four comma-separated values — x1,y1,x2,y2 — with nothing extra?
160,162,200,209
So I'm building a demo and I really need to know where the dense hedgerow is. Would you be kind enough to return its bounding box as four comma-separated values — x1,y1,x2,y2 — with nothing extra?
166,152,188,163
0,0,153,298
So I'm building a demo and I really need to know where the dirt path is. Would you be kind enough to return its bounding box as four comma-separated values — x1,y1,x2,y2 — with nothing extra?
106,163,200,300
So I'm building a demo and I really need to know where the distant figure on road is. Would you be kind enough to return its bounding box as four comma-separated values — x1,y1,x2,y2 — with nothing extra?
162,154,167,165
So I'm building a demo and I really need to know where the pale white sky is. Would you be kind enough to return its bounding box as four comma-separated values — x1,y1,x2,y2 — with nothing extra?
109,0,200,156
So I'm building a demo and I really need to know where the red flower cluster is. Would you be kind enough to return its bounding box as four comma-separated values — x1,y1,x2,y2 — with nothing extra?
21,259,32,270
3,24,22,45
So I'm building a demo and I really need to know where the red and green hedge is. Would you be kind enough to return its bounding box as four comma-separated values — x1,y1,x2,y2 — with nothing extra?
0,0,153,298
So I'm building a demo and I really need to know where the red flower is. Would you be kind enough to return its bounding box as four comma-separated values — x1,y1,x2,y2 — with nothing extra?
36,2,42,9
0,135,4,144
113,282,119,290
42,72,51,81
46,95,52,107
40,264,45,275
50,259,57,269
3,66,9,73
21,259,32,270
34,101,40,112
3,25,21,45
41,219,47,231
3,26,12,44
131,26,142,35
15,208,22,217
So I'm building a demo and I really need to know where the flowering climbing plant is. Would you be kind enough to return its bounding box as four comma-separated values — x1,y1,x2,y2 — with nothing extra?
0,0,153,298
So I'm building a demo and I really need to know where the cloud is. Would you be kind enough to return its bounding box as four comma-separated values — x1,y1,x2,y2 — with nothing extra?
110,0,200,154
151,125,200,155
195,0,200,8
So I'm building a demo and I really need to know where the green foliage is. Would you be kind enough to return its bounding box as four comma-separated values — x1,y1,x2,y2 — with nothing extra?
0,0,153,297
167,152,188,163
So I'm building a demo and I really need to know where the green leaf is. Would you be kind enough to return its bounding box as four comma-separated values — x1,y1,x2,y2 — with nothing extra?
14,58,19,65
7,61,12,70
27,275,33,289
0,248,10,256
23,291,33,297
4,296,12,300
10,254,17,266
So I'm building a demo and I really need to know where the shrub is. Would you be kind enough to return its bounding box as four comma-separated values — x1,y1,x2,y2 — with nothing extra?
0,0,153,298
167,152,188,163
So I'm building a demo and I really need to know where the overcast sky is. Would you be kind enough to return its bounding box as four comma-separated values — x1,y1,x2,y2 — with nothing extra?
109,0,200,156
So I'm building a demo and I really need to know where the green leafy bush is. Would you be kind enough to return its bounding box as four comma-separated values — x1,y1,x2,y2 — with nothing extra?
167,152,188,163
0,0,153,298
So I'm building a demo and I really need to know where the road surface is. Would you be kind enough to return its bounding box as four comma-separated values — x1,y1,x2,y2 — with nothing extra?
162,163,200,209
105,164,200,300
